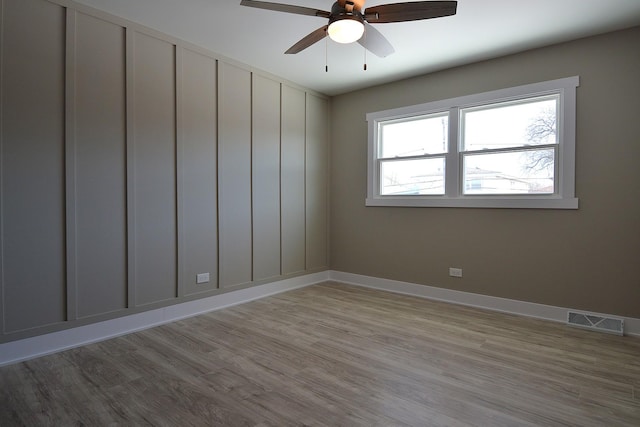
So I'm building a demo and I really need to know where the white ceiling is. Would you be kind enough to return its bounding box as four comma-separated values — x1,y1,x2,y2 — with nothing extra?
74,0,640,96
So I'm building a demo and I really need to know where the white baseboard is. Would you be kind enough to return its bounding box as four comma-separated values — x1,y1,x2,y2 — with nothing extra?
328,271,640,337
3,269,637,367
0,271,329,367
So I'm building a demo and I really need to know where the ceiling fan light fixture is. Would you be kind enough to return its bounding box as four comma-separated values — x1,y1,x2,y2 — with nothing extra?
240,0,458,56
327,16,365,44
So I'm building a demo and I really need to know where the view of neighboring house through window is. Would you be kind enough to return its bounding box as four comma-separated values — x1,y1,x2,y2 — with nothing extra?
366,76,579,209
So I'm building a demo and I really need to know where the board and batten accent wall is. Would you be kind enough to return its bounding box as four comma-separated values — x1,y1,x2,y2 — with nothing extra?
0,0,329,343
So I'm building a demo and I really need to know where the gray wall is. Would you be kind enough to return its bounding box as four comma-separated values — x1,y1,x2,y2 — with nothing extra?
0,0,329,342
330,26,640,318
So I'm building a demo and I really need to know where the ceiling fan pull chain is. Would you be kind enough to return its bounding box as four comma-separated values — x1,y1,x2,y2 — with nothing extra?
325,33,329,72
363,28,367,71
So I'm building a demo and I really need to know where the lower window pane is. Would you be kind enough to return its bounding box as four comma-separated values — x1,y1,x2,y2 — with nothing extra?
463,149,555,195
380,158,445,195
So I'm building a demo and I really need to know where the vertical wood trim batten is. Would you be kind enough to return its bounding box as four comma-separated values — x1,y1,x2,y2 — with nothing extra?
214,59,220,289
125,28,136,308
303,92,308,271
175,46,184,297
249,72,254,282
215,59,221,288
278,83,283,277
64,8,78,321
324,98,331,268
323,98,329,269
0,0,5,334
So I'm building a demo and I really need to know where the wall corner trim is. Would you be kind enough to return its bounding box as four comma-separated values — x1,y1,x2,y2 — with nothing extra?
328,270,640,338
0,271,329,367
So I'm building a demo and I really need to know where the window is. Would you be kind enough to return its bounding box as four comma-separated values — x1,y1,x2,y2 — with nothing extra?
378,112,448,195
366,76,579,209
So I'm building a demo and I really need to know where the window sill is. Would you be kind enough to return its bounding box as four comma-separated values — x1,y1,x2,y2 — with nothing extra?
365,196,579,209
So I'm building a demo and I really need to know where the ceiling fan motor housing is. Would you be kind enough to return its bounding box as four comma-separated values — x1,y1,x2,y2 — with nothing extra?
329,1,365,26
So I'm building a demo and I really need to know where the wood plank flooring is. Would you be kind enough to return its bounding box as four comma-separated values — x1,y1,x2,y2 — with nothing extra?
1,281,640,426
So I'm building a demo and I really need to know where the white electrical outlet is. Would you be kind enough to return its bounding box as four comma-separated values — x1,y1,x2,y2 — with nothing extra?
196,272,210,284
449,267,463,278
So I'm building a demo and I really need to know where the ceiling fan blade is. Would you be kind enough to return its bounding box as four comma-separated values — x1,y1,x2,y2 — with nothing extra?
365,1,457,23
240,0,330,18
358,22,394,57
285,25,328,54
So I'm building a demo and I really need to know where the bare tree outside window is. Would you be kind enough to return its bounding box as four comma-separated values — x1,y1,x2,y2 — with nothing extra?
523,106,556,173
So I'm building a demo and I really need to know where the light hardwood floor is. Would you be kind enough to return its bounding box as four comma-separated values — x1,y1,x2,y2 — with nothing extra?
1,282,639,426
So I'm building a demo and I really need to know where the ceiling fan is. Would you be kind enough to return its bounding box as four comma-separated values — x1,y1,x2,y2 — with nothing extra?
240,0,458,58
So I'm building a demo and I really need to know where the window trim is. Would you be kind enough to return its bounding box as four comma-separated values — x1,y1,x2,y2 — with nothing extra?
366,76,579,209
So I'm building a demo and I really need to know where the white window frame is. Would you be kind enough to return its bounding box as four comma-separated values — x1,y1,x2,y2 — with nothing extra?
366,76,579,209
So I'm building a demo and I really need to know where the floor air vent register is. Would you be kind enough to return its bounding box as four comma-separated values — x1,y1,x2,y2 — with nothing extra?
567,311,624,336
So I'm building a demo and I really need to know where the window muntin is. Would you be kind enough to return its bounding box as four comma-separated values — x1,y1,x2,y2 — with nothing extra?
366,76,579,209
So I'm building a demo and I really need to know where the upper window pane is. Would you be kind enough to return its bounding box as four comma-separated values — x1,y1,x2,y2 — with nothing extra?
461,95,558,151
379,112,448,158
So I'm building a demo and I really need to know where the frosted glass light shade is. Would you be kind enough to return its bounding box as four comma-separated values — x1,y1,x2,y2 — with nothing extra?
327,19,365,44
